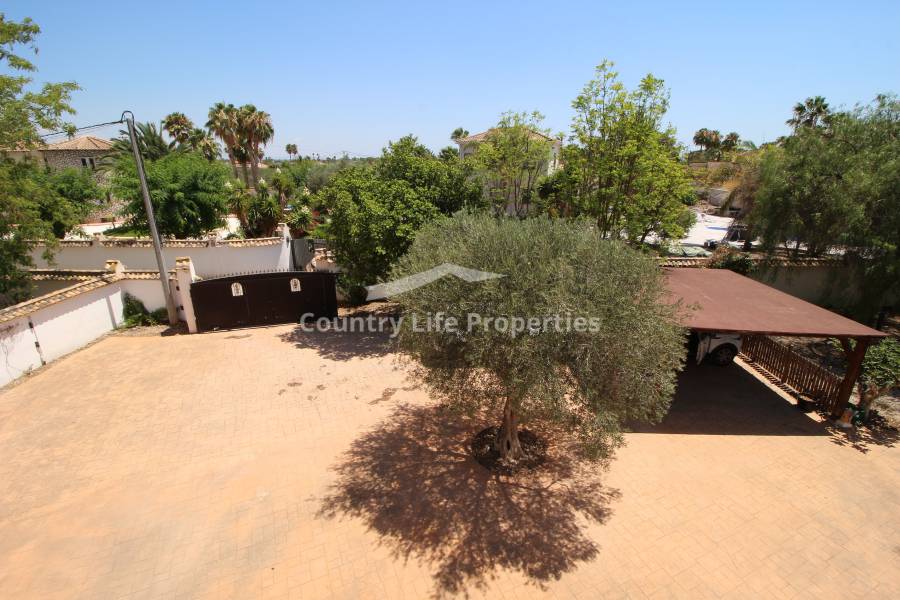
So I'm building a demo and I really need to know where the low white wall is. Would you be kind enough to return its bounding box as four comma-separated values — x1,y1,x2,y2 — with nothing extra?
120,279,168,311
0,319,44,387
0,282,128,388
29,277,168,312
30,284,124,364
29,238,292,278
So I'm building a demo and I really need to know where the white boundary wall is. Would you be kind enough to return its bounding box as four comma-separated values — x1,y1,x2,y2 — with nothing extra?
1,253,197,388
0,282,128,388
28,228,292,278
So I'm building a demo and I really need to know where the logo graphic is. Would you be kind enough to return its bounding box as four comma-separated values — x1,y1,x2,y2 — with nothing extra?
365,263,505,301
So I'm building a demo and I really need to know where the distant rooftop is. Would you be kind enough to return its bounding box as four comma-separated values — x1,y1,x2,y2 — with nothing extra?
456,129,557,144
43,136,113,151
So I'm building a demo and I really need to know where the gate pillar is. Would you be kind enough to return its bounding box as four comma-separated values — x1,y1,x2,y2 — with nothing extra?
175,257,199,333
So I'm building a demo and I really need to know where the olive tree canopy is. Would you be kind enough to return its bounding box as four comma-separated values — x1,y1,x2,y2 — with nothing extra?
391,213,686,460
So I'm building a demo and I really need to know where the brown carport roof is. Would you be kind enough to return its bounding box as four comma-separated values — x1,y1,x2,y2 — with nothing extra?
664,268,886,339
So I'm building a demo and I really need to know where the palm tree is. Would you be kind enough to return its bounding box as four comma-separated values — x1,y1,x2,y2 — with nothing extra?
450,127,469,142
693,128,723,160
236,104,274,188
233,144,251,188
285,143,298,160
162,112,194,145
207,102,242,181
787,96,831,130
103,121,173,168
188,128,221,161
721,132,741,152
692,128,711,150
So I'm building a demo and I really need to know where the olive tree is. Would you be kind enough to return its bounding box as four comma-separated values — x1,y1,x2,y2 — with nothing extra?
390,213,685,461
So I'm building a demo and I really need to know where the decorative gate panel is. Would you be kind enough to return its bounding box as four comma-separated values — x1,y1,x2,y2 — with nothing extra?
190,271,337,332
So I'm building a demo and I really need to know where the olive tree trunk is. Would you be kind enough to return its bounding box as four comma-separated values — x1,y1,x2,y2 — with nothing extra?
494,397,523,460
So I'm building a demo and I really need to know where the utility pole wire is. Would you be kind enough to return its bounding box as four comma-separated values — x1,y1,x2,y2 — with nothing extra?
39,119,125,139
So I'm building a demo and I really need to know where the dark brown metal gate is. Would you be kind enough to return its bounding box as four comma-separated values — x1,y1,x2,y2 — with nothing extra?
190,271,338,332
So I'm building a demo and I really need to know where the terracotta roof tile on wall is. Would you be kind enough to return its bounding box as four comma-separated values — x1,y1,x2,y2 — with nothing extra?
0,275,121,324
218,237,283,247
122,270,171,280
658,256,844,268
659,257,711,268
27,269,105,281
35,237,284,249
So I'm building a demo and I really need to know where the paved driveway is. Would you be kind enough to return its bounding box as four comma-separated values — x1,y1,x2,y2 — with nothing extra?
0,326,898,599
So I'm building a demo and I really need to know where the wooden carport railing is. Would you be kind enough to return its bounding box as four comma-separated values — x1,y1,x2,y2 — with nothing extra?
741,335,843,413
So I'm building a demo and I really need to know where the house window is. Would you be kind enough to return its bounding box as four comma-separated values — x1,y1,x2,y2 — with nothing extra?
80,157,96,170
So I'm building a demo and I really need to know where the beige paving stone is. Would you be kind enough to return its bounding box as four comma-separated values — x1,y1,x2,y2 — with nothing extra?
1,326,898,599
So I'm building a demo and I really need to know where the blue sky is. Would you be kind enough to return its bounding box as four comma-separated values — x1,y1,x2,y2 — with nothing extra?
5,1,899,158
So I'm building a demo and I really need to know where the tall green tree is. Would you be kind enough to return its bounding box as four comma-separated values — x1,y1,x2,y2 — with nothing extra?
375,135,481,215
317,166,440,294
0,15,78,149
562,61,694,242
391,213,685,460
315,135,484,295
207,102,242,180
0,161,99,305
751,94,899,318
110,152,229,238
471,111,554,217
236,104,273,187
0,14,80,303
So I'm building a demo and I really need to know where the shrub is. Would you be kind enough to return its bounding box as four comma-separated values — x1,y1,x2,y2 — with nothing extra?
122,293,165,327
708,247,754,275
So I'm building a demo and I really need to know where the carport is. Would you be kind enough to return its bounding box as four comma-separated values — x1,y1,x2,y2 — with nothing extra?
664,268,887,417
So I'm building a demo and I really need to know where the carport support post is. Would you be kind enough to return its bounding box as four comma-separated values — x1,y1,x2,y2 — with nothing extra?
832,337,870,418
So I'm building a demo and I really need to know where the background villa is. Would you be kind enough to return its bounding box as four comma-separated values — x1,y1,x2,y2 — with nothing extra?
455,128,562,176
4,135,113,175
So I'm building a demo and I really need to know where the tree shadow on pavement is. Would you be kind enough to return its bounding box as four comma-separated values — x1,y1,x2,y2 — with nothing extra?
824,418,899,453
278,326,393,361
318,403,619,597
